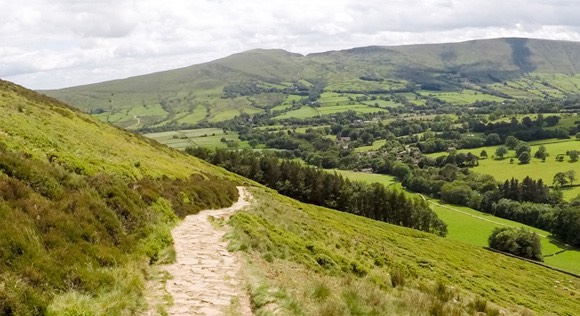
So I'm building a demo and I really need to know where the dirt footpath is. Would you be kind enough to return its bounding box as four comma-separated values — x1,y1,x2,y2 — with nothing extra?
145,187,253,316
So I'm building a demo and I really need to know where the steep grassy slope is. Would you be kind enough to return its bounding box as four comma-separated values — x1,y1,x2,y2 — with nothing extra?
231,187,580,315
0,80,240,314
43,38,580,129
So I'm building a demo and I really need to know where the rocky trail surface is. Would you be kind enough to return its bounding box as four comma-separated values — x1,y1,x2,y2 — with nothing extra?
145,186,253,315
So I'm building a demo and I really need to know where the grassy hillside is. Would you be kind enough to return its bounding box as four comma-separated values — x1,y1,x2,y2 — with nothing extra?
0,80,241,314
2,79,580,315
230,187,580,315
42,38,580,130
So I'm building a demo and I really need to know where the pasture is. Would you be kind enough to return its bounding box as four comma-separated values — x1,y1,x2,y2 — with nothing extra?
177,106,208,124
331,169,397,187
354,139,387,152
417,89,506,104
274,125,331,134
273,106,320,119
144,128,248,150
271,103,293,111
429,200,580,274
317,104,388,115
318,92,364,105
361,99,401,107
333,170,580,275
427,139,580,199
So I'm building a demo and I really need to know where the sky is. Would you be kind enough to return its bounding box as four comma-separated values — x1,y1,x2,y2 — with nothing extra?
1,0,580,89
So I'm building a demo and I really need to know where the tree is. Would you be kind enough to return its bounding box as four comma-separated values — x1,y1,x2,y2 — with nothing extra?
392,162,411,181
466,152,479,166
554,128,570,139
480,150,488,159
422,131,434,140
522,116,533,128
534,145,547,159
544,115,560,127
505,136,520,149
439,164,458,181
360,132,375,145
495,146,508,159
576,132,580,141
484,133,501,146
226,140,239,149
440,181,481,209
518,151,530,164
553,172,568,188
569,150,579,162
515,142,531,156
553,206,580,246
488,227,542,261
566,170,576,186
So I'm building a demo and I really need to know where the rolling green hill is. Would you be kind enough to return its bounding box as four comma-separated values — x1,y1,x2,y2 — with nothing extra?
1,79,580,314
42,38,580,130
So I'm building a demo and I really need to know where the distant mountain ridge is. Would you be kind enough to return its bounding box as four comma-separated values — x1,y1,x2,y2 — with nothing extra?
42,37,580,129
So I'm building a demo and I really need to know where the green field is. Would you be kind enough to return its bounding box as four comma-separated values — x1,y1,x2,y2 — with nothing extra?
96,110,133,124
417,89,506,104
318,92,363,104
208,109,241,122
331,169,397,187
272,103,389,119
317,104,388,115
271,103,293,111
427,139,580,199
273,106,320,119
177,106,208,124
273,125,330,134
144,128,249,150
333,170,580,275
361,99,401,107
429,200,580,274
382,113,458,124
325,78,399,92
128,104,168,117
354,139,387,152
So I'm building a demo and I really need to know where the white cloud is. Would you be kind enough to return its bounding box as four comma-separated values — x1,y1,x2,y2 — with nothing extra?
1,0,579,89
